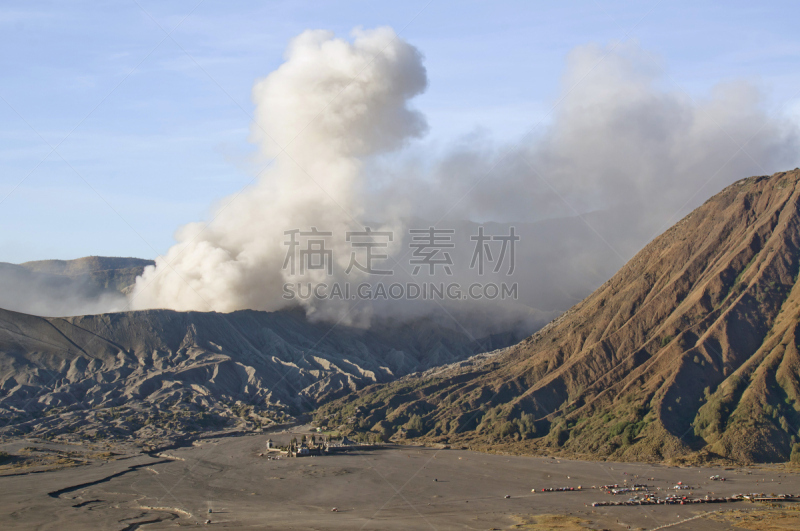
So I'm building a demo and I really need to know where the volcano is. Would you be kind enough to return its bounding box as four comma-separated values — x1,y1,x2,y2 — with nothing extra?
317,169,800,463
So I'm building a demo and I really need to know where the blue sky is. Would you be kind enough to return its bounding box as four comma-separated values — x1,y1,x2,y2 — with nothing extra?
1,0,799,263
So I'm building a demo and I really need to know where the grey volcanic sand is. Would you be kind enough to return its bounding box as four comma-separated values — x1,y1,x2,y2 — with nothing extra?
1,434,800,530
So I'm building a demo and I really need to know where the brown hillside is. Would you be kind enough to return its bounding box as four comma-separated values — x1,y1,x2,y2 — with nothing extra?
316,169,800,463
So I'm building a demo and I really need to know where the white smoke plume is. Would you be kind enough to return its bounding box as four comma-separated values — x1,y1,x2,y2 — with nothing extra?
127,33,800,330
399,42,798,233
131,27,427,323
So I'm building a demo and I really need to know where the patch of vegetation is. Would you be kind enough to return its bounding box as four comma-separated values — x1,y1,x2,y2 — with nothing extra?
791,443,800,464
608,419,648,446
694,375,748,439
547,420,570,446
405,414,425,436
475,407,539,441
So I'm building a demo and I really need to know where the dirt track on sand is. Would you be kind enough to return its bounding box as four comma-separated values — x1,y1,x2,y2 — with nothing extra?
2,434,799,530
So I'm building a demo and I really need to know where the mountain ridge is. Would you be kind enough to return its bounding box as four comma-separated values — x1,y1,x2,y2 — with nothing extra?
0,305,516,448
315,169,800,464
19,256,154,275
0,256,154,317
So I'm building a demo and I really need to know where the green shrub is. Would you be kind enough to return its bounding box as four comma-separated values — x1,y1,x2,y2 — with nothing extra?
406,414,424,436
791,443,800,464
609,421,630,438
516,413,537,439
499,421,516,438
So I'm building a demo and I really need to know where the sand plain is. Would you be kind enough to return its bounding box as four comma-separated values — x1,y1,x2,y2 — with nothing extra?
1,431,800,530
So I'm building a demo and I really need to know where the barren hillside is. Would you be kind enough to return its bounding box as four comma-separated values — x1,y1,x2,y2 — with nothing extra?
316,169,800,463
0,307,511,447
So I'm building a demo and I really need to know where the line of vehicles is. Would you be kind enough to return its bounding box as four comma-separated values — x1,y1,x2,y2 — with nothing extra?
531,480,798,507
